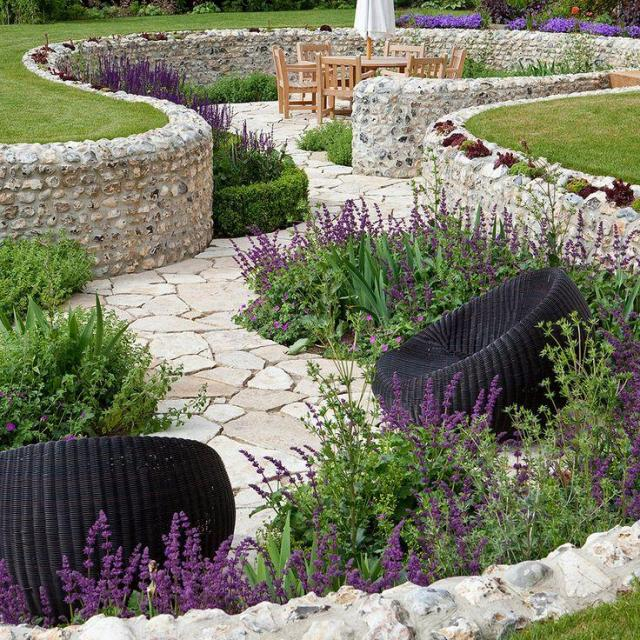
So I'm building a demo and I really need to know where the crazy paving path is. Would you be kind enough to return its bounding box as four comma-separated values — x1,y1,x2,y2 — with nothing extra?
69,102,420,540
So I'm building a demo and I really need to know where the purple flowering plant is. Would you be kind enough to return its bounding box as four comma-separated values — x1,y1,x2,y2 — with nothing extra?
245,312,640,586
234,189,639,363
396,12,484,29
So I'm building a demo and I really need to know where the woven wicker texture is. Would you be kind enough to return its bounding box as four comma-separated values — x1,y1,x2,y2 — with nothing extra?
0,436,235,617
373,268,590,431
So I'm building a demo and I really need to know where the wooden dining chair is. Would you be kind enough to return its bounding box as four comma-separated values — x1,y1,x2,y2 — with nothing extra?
406,56,447,79
296,42,333,102
316,55,362,123
272,46,320,119
296,42,333,64
446,47,467,79
383,40,426,58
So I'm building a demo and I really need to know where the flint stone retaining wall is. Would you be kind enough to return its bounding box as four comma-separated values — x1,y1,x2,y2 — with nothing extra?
62,28,640,84
422,85,640,256
5,521,640,639
352,72,612,177
61,28,640,178
0,46,213,278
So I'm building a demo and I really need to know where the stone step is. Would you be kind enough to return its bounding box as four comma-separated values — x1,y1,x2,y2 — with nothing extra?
609,71,640,88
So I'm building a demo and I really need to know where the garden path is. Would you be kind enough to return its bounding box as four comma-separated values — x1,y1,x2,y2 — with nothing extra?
69,102,421,540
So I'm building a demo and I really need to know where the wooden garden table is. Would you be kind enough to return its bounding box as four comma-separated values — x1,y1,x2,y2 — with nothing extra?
297,56,409,75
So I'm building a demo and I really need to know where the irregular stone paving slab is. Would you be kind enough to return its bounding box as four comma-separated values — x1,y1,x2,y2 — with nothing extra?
248,366,294,391
68,101,420,542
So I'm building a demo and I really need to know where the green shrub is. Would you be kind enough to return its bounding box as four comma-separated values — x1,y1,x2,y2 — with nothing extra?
508,160,547,179
298,121,352,167
213,134,284,190
0,236,93,318
215,159,308,237
632,198,640,213
186,73,277,104
191,1,220,11
0,298,194,450
566,177,591,194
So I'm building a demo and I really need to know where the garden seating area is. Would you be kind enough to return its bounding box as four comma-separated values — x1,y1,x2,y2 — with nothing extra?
1,4,640,639
273,40,466,121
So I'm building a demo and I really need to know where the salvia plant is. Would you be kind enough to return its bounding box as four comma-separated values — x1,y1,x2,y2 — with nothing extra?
234,192,639,360
59,54,233,136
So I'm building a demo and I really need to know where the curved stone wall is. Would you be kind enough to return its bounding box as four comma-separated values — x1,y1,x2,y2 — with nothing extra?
421,86,640,257
57,28,640,179
352,72,611,178
0,46,213,278
63,27,640,83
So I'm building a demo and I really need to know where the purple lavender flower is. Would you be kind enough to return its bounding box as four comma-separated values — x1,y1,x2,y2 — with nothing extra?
397,12,483,29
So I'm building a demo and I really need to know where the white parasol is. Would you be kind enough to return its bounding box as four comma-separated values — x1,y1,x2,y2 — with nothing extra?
354,0,396,58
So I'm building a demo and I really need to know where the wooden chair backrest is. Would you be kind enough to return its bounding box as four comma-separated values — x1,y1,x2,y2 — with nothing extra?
319,56,362,98
297,42,332,63
446,47,467,78
407,56,447,79
272,46,286,88
383,41,426,58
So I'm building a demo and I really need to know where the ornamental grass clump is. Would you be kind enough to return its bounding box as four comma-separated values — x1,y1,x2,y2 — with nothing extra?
298,121,353,167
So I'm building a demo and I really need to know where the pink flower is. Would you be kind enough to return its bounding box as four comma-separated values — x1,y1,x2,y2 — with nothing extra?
366,314,373,322
5,422,16,432
381,344,389,352
395,336,402,344
369,335,376,344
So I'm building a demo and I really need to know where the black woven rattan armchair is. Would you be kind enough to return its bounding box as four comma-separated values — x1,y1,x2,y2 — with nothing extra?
373,268,590,432
0,436,235,617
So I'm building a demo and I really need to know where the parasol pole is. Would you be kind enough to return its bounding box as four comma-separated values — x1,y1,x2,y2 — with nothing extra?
366,35,373,58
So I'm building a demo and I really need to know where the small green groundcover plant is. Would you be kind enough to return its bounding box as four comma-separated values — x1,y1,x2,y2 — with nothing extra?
0,297,199,450
184,72,277,104
298,121,353,167
0,236,93,317
213,125,308,238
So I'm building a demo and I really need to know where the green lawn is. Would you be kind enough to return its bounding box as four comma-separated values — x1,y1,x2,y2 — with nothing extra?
516,588,640,639
0,9,359,144
466,92,640,185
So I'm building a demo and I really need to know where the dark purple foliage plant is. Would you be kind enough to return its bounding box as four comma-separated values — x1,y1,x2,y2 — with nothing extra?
462,139,492,159
494,151,519,169
605,178,635,207
433,120,456,135
442,132,468,148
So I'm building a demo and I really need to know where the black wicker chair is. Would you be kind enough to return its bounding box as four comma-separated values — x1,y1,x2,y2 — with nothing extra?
0,436,235,617
373,268,590,432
